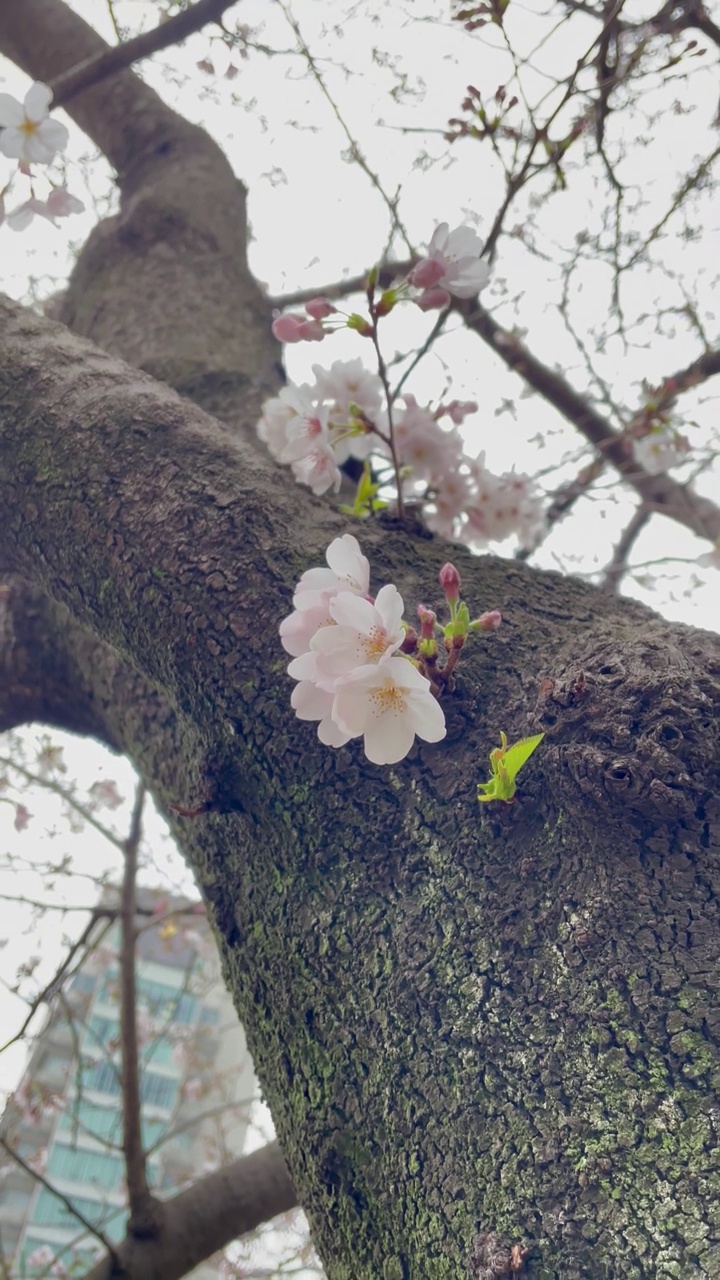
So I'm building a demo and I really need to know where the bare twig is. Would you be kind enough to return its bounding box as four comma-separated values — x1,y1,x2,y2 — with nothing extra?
119,782,160,1237
274,0,414,255
49,0,236,108
0,913,114,1055
0,1139,119,1261
458,297,720,544
600,504,653,591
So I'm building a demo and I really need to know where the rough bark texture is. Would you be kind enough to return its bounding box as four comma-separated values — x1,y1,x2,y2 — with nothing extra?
2,4,720,1279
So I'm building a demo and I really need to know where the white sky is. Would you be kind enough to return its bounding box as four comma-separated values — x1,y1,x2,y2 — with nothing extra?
1,0,719,1094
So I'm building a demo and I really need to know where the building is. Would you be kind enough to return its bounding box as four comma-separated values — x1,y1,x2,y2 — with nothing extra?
0,888,255,1278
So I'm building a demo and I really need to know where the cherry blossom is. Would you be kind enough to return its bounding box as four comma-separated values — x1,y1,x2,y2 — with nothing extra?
290,443,342,495
293,533,370,602
393,395,462,484
409,222,490,300
311,584,405,678
632,427,689,476
0,82,69,164
462,462,545,548
332,657,446,765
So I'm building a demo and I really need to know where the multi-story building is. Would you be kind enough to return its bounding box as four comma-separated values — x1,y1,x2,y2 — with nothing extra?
0,888,255,1279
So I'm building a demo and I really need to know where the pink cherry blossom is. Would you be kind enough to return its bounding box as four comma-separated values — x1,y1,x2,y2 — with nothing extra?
332,657,446,765
280,402,331,464
441,399,479,425
0,83,69,165
45,186,84,217
27,1247,54,1269
410,222,490,300
290,443,342,495
393,396,462,484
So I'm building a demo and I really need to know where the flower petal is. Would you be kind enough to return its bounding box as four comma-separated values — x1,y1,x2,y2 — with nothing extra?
24,82,53,122
0,94,24,127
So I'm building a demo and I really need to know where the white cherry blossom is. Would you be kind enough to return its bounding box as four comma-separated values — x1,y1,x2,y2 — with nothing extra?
311,584,405,677
0,82,69,164
332,656,446,765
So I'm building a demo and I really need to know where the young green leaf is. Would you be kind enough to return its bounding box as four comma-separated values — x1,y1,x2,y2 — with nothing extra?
477,731,545,804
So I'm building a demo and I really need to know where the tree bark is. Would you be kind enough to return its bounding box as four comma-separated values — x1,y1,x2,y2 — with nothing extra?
2,4,720,1278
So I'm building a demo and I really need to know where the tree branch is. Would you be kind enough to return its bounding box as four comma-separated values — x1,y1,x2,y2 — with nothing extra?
82,1142,296,1280
49,0,238,109
119,783,158,1236
458,297,720,544
599,504,653,592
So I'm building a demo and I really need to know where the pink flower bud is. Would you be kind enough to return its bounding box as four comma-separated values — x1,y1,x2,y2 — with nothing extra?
272,313,308,342
272,313,325,343
297,318,326,341
305,297,336,320
473,610,502,631
409,258,446,289
417,604,437,639
415,287,452,312
439,562,461,601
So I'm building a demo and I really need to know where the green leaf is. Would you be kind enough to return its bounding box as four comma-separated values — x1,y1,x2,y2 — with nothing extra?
502,734,545,785
477,731,544,805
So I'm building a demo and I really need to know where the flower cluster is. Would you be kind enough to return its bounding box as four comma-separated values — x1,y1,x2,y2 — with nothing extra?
281,536,502,764
0,81,83,231
281,535,447,764
257,360,380,495
257,363,544,547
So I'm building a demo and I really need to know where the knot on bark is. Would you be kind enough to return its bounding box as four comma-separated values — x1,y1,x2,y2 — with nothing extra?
532,635,720,824
468,1231,528,1278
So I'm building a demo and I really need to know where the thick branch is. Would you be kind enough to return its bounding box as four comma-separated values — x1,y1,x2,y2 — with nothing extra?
83,1142,296,1280
50,0,237,108
0,0,193,177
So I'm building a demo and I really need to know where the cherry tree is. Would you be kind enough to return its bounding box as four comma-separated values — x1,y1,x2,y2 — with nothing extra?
1,0,720,1277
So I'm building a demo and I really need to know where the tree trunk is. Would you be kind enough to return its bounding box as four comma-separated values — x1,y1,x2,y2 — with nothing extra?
2,4,720,1277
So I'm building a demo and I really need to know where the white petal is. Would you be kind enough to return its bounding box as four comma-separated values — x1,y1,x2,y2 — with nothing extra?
374,583,405,633
291,681,332,721
325,534,369,592
363,718,415,765
427,222,449,254
407,690,447,744
37,117,69,155
0,94,24,127
6,203,36,231
0,127,26,159
318,716,352,747
24,82,53,122
329,591,374,629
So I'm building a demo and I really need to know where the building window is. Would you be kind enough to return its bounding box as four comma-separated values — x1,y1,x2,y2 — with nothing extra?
47,1144,123,1191
58,1101,122,1145
31,1189,125,1237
